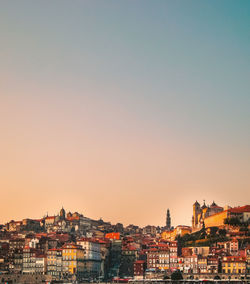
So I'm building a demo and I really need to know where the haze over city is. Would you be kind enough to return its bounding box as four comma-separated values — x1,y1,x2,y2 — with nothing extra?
0,1,250,227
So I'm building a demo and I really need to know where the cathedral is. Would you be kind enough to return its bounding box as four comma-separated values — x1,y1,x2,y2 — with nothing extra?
192,200,224,231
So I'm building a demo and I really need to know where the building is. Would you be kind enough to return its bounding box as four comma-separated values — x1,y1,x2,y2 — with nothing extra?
192,202,250,230
105,232,120,240
183,255,198,274
228,205,250,223
35,254,47,274
0,242,9,273
192,201,224,230
29,237,40,249
47,248,63,280
207,256,219,274
9,238,25,251
147,249,166,271
62,243,84,279
161,225,191,241
21,219,41,232
134,260,145,280
198,257,207,273
222,238,239,255
222,256,246,274
204,210,229,228
77,238,102,279
9,248,23,273
246,245,250,275
44,216,56,231
191,246,210,257
142,226,157,236
22,246,46,274
169,241,178,271
161,230,173,241
147,244,170,271
107,239,122,279
6,221,22,232
98,239,110,280
181,247,192,257
119,246,139,277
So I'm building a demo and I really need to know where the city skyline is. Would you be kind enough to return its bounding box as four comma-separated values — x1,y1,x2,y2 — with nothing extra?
1,1,250,227
0,201,246,229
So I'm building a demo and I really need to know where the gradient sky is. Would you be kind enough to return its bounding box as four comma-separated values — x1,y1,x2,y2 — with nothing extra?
0,1,250,227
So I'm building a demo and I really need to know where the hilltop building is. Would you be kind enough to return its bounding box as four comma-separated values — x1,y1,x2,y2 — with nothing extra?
192,201,250,230
192,200,224,231
43,208,93,233
161,225,192,241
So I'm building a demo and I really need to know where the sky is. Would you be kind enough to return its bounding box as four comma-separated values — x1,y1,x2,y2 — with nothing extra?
0,0,250,227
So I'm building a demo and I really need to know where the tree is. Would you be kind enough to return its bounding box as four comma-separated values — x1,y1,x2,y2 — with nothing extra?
218,229,226,236
224,217,241,226
171,270,183,281
209,227,218,236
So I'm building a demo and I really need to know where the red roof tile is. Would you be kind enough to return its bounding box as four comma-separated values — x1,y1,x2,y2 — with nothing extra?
229,205,250,213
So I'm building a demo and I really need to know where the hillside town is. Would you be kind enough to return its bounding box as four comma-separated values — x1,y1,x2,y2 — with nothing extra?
0,201,249,283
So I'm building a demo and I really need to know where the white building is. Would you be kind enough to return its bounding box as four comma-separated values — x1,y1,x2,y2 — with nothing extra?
77,238,102,278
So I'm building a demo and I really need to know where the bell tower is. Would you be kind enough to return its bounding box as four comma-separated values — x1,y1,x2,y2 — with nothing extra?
192,201,200,229
166,209,171,230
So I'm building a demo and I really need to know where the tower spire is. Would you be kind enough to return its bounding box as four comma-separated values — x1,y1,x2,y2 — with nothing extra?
166,209,171,230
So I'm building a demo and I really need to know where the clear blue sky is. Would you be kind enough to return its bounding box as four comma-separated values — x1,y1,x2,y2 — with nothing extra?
0,1,249,226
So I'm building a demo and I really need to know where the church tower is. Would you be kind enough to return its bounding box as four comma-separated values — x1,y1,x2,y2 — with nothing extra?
60,207,66,220
192,201,200,229
166,209,171,230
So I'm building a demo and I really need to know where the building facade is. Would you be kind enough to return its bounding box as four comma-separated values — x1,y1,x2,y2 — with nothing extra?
62,243,84,279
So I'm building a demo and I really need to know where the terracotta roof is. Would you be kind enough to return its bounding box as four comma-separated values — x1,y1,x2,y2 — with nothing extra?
62,243,82,249
35,233,47,237
45,216,55,220
77,237,99,243
36,254,46,258
134,260,145,264
148,248,158,252
48,248,62,251
67,216,80,221
222,256,246,262
158,244,169,248
229,205,250,213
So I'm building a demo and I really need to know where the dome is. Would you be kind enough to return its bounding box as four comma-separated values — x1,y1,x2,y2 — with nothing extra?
67,212,72,218
210,201,218,207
